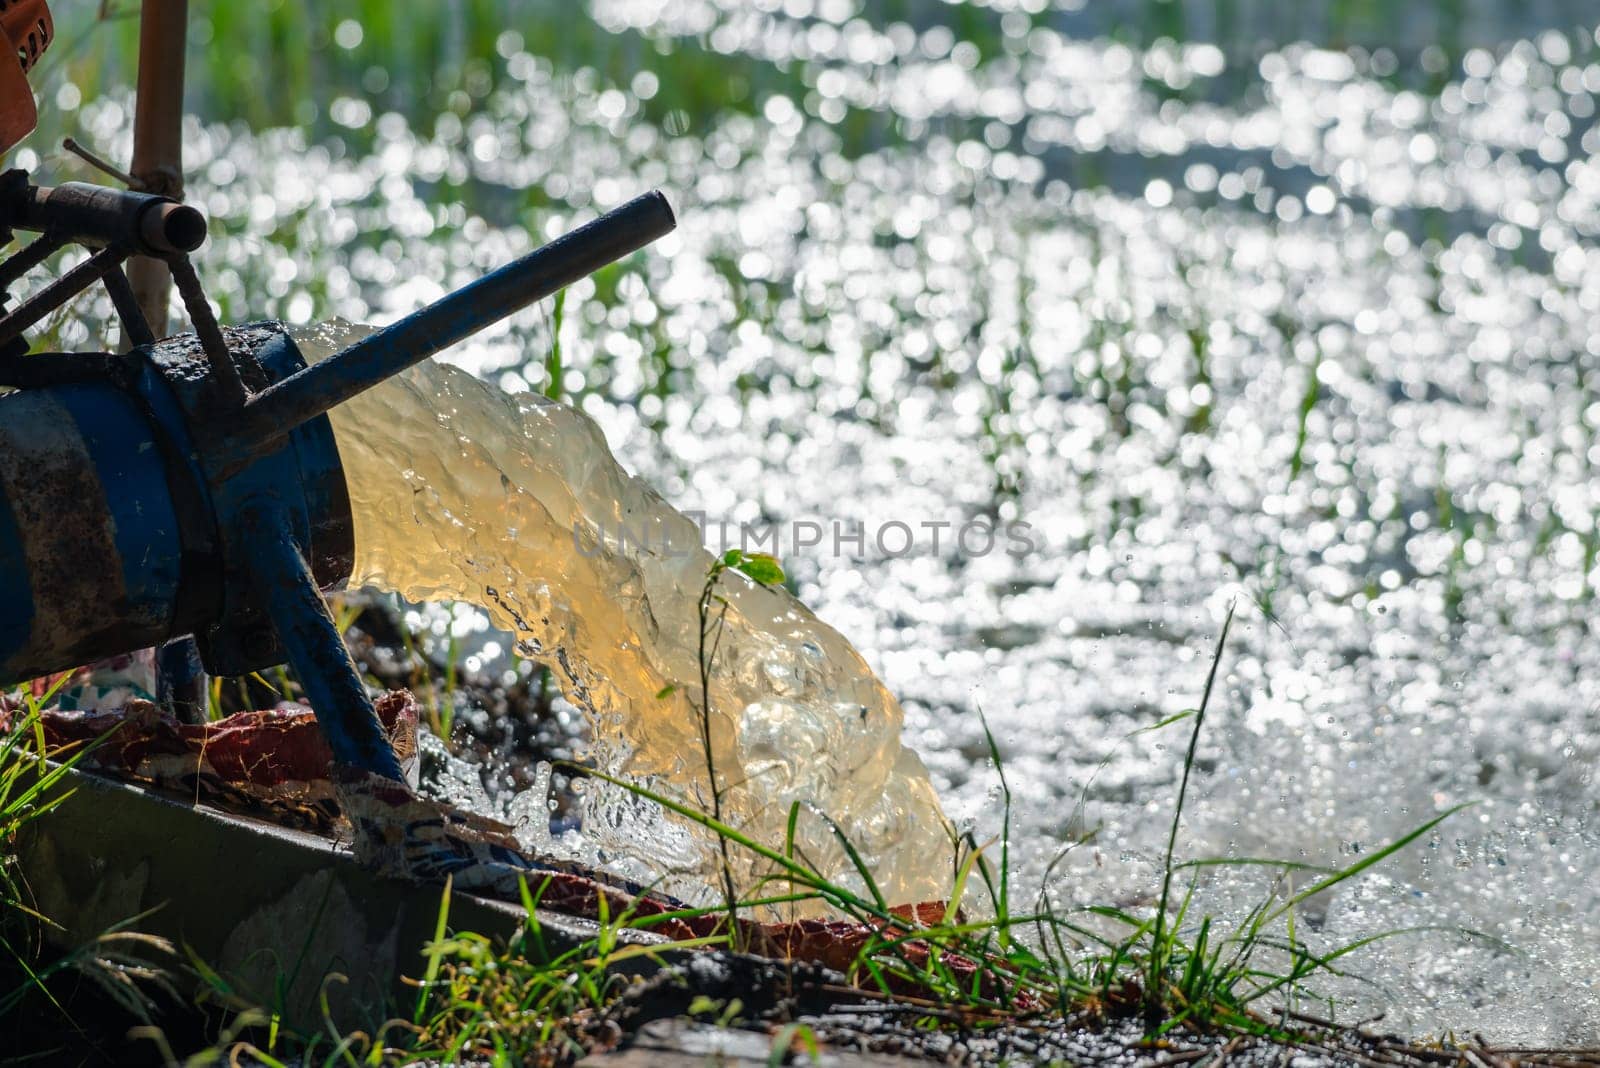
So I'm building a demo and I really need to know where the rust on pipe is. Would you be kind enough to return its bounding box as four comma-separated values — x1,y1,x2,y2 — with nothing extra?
168,253,248,407
127,0,188,340
6,183,206,255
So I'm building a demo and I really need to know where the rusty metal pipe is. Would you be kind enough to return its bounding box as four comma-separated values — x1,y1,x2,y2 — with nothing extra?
0,245,127,347
129,0,188,336
168,254,248,406
6,183,205,256
102,263,156,348
0,232,63,292
232,190,675,456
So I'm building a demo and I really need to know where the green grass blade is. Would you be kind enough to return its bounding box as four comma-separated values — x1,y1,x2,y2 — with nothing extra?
1149,602,1235,1022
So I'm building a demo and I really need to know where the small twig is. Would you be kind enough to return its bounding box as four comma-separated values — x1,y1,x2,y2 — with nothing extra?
1281,1006,1387,1032
61,137,142,188
1204,1036,1244,1068
823,1002,965,1019
1483,1049,1600,1057
813,982,1011,1024
1400,1044,1479,1064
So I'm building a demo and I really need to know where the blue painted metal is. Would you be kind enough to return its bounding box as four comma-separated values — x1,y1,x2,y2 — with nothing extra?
0,322,397,770
234,497,404,780
54,384,185,635
140,323,353,678
0,381,194,683
255,330,354,586
156,636,206,721
126,343,222,628
170,325,397,777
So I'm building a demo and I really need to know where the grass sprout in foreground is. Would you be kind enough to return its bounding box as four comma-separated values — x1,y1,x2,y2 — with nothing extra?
222,873,731,1066
2,593,1482,1065
0,678,183,1034
563,595,1479,1043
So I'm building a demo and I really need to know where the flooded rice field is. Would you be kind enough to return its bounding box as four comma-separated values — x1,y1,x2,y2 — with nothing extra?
23,0,1600,1044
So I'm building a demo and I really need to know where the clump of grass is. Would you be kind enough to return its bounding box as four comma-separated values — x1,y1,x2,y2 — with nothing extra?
576,594,1478,1042
1145,602,1234,1025
218,874,726,1066
149,589,1480,1065
1,675,83,1016
408,876,724,1062
0,679,181,1031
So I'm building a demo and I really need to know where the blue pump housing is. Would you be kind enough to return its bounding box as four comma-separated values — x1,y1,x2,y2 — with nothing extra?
0,180,674,782
0,323,398,775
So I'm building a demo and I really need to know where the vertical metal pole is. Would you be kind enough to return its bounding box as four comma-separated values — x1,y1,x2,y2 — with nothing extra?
130,0,207,721
127,0,187,339
156,637,207,722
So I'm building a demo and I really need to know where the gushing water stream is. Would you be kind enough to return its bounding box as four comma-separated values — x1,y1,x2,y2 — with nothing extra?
297,320,954,906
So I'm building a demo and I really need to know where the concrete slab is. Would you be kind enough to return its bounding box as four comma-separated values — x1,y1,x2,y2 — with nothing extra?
13,768,948,1067
12,766,609,1031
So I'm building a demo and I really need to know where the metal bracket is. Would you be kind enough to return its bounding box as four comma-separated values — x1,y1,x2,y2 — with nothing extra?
232,496,402,779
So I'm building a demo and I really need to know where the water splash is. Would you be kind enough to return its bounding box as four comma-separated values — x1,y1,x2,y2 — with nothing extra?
298,320,953,905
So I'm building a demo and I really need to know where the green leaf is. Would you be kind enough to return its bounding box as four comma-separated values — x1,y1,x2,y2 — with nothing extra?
654,685,677,700
687,994,724,1017
414,875,453,1025
720,548,743,567
734,553,785,586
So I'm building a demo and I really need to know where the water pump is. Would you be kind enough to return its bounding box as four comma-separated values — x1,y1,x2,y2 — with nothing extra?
0,173,675,780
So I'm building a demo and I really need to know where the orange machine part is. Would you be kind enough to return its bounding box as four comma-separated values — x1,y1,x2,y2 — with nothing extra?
0,0,52,153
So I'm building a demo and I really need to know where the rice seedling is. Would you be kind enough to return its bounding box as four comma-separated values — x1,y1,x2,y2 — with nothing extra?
544,289,567,403
694,548,789,947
